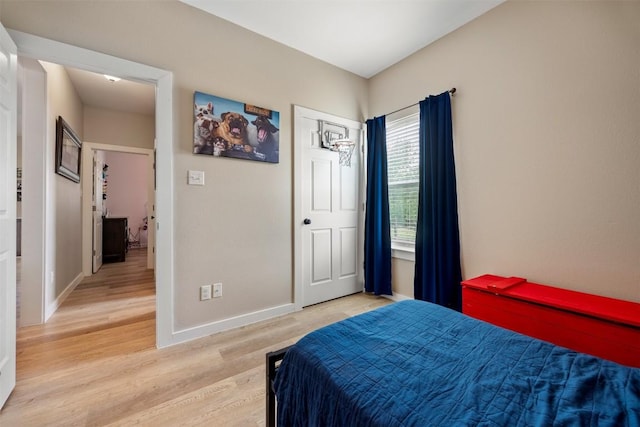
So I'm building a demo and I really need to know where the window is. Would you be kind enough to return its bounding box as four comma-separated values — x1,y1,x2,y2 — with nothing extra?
386,111,420,252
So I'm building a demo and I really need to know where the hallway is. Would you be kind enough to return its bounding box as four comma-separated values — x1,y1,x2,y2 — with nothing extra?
4,248,155,424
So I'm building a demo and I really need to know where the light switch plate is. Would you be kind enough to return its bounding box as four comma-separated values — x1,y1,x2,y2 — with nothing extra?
188,170,205,186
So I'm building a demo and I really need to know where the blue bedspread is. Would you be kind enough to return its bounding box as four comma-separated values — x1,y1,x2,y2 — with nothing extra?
274,300,640,426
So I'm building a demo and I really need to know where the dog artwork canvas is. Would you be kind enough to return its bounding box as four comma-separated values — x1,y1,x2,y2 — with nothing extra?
193,91,280,163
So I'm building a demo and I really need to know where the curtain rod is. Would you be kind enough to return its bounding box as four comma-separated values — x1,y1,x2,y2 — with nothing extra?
386,87,456,117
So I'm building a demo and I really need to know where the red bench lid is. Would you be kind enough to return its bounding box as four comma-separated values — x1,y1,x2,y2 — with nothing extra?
462,274,640,328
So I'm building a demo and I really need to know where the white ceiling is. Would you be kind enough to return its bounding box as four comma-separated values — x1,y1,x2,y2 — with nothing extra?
64,1,504,114
65,67,155,115
180,0,505,78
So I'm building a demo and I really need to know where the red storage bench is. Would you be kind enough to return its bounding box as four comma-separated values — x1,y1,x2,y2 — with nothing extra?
462,274,640,367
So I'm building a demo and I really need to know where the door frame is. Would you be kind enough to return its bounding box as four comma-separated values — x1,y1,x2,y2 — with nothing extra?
81,143,155,275
9,29,176,348
18,57,47,326
0,21,18,409
293,105,365,311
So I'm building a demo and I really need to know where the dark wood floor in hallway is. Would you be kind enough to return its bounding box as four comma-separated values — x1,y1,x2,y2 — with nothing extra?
1,248,390,426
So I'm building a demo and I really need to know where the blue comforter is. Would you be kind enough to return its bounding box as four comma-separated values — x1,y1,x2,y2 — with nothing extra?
274,300,640,426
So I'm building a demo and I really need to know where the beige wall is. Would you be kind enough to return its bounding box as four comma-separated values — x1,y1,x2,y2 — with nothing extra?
0,0,369,330
40,61,84,299
392,258,414,298
5,0,636,335
370,1,640,302
84,106,154,149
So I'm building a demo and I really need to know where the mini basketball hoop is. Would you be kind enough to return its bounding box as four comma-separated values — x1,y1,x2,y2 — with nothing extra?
331,140,356,167
319,120,356,167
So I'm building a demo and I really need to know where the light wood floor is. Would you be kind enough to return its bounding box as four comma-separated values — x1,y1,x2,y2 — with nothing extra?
1,248,391,426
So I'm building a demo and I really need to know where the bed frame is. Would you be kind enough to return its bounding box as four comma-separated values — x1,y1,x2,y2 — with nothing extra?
266,345,290,427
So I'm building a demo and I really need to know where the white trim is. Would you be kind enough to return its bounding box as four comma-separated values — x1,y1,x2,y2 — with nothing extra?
154,72,174,348
392,245,416,262
18,57,47,326
171,304,296,345
45,272,83,321
8,30,168,84
9,30,175,348
383,292,413,302
84,142,153,155
0,22,18,408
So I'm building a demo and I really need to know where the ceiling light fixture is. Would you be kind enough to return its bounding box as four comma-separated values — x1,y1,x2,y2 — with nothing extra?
104,74,121,82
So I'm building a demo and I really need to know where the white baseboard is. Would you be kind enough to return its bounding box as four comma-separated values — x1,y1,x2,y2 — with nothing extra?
170,303,297,346
384,292,413,302
45,271,84,321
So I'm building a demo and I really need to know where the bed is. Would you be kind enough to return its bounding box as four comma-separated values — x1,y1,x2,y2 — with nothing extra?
268,300,640,426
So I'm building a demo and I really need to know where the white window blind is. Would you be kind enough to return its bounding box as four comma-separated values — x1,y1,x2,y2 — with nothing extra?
387,113,420,248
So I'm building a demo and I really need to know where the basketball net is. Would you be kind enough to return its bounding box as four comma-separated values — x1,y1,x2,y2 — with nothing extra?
331,141,355,167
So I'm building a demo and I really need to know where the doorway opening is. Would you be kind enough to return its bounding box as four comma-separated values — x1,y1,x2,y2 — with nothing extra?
17,63,157,353
11,29,174,348
89,148,154,273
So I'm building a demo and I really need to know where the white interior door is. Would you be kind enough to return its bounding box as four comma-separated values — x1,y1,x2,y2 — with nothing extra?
295,107,363,307
0,22,18,409
147,149,155,270
93,212,103,273
92,152,103,273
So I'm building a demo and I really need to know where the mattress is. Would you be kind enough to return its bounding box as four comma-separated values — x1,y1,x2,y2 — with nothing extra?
273,300,640,426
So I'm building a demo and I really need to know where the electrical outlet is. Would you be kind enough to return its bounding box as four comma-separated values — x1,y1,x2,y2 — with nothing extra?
213,282,222,298
200,284,212,301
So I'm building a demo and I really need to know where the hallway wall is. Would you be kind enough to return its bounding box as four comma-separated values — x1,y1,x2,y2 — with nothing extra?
84,106,154,150
40,61,84,305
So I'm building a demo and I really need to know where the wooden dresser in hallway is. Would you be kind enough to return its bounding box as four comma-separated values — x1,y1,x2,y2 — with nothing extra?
103,216,128,262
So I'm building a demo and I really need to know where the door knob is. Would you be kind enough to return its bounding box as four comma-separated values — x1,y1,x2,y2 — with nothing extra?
303,218,311,225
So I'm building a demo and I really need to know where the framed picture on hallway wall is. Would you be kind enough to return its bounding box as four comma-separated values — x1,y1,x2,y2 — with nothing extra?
55,116,82,183
192,91,280,163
